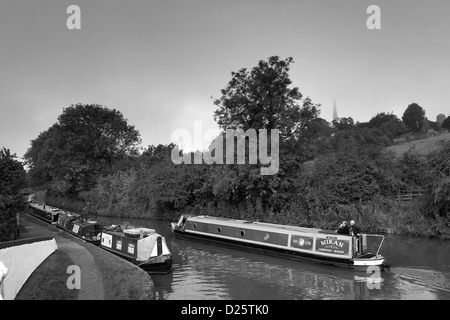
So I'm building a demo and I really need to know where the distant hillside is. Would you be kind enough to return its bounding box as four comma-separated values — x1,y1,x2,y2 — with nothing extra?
386,132,450,157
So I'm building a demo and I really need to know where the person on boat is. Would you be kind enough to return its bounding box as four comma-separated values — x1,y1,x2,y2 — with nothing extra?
349,220,361,237
349,220,362,255
336,221,349,234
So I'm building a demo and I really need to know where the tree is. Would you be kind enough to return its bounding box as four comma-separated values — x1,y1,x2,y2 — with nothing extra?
213,56,320,141
368,112,397,128
0,148,27,241
402,103,425,132
442,116,450,131
332,117,355,131
24,104,141,195
366,112,409,137
425,141,450,218
212,56,321,214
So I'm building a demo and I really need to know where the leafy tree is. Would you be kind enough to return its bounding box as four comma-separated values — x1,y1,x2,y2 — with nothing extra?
133,148,210,217
397,152,431,187
212,56,321,214
368,112,397,128
213,56,320,141
0,148,27,241
442,116,450,131
366,112,409,138
305,143,399,214
24,104,141,195
425,141,450,218
402,103,425,132
332,117,355,131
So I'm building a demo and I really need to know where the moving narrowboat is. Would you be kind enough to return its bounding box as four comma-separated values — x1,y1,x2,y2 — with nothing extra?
27,202,60,224
171,215,388,271
56,211,103,245
100,226,173,274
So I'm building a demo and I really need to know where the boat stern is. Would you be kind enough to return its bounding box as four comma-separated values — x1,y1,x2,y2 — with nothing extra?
138,254,173,274
352,254,386,271
171,215,188,233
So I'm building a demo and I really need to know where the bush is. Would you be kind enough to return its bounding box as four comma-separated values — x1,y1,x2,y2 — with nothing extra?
0,218,18,241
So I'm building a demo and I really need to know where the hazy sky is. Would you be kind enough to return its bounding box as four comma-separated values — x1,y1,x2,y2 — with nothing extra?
1,0,449,159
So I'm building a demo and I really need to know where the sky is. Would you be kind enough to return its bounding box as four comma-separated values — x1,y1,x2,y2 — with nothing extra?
1,0,449,159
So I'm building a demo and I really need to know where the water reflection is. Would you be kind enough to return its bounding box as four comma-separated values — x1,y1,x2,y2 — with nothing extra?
95,216,450,300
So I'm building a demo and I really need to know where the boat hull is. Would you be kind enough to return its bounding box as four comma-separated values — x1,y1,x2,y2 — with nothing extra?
137,254,173,274
100,245,173,274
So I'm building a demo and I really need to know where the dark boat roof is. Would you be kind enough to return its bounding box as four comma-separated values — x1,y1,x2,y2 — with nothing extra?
186,215,348,237
28,203,60,214
59,211,102,227
74,220,103,227
102,227,157,238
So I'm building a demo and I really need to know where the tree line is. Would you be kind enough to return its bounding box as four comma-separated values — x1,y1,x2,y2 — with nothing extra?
0,148,27,241
2,56,449,240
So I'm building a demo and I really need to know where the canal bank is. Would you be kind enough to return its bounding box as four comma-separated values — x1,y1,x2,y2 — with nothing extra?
14,214,155,300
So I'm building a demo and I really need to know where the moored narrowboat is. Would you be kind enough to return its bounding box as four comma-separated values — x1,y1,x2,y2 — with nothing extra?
171,215,388,271
100,226,173,274
27,202,60,224
56,211,103,244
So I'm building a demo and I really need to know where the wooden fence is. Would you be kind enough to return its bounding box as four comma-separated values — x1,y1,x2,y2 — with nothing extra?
390,187,430,203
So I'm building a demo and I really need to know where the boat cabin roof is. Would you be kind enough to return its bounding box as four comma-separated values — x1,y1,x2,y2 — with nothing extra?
187,215,344,236
103,228,158,238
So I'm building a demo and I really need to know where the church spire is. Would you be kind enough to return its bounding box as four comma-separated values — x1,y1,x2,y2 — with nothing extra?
333,99,338,121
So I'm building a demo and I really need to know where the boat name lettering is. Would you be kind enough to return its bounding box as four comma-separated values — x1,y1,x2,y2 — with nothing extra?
320,239,344,247
315,237,350,255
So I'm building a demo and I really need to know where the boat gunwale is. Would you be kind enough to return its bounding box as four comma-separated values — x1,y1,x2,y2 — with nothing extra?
184,228,354,260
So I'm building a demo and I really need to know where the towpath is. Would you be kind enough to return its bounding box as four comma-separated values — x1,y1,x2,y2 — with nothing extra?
16,213,154,300
18,215,104,299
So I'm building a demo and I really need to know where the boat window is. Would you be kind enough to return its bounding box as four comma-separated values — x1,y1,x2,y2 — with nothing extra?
217,227,222,233
193,223,197,229
240,230,245,237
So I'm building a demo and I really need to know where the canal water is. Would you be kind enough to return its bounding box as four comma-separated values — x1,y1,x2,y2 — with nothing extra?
97,216,450,300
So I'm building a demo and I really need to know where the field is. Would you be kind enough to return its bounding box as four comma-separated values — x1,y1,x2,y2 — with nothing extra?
386,132,450,157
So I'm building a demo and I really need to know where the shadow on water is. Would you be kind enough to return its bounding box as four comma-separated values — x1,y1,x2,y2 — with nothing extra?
96,216,450,300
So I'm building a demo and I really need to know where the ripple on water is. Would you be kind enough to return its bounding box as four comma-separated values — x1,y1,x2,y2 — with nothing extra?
390,266,450,299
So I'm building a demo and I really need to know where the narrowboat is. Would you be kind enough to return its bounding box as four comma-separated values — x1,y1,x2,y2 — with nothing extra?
171,215,388,271
27,202,60,224
100,226,173,274
56,211,103,245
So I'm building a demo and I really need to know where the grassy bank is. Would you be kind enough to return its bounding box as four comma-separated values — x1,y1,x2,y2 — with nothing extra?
15,214,155,300
15,249,78,300
82,241,155,300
